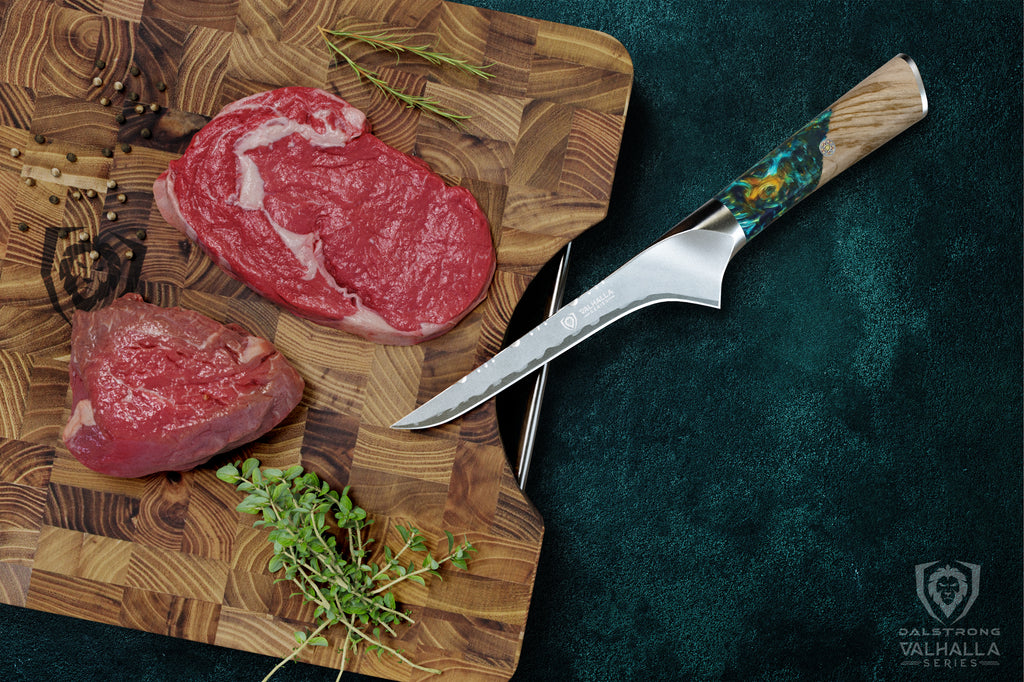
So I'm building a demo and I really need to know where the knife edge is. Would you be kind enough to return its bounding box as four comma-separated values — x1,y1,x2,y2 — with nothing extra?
392,201,746,430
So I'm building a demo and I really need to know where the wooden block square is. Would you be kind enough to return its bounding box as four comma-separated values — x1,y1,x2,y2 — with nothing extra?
0,353,32,440
0,0,60,90
228,32,329,89
558,107,624,200
173,26,233,117
20,355,69,446
133,14,192,103
346,465,450,527
442,441,503,530
297,407,359,490
361,344,425,427
181,468,242,561
37,8,120,102
119,586,222,643
132,472,192,552
103,0,147,23
142,0,241,33
0,561,32,606
42,483,139,540
0,526,39,565
25,569,125,625
0,438,54,486
33,524,133,583
482,11,538,98
126,544,230,603
352,423,456,485
0,84,36,129
507,101,571,191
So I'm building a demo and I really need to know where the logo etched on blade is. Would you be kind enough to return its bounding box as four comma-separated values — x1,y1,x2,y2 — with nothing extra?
560,313,578,330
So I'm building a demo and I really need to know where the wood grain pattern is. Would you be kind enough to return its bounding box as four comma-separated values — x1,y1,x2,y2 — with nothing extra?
0,0,633,679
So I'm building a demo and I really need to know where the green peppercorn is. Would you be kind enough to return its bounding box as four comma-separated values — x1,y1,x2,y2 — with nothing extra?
95,59,106,70
58,228,69,239
34,134,45,144
136,229,147,240
17,222,28,232
156,82,167,92
66,152,77,162
129,65,140,77
115,113,126,124
129,92,140,102
120,143,132,153
48,195,59,205
140,128,152,139
101,147,113,158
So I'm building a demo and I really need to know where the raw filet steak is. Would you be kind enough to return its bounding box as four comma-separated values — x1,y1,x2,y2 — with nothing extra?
62,294,304,478
153,87,495,345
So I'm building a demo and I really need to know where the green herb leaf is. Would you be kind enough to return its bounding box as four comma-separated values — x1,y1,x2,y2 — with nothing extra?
318,25,492,127
219,458,471,680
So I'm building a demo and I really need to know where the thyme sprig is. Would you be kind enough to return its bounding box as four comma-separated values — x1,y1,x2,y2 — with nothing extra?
217,459,475,681
318,25,493,126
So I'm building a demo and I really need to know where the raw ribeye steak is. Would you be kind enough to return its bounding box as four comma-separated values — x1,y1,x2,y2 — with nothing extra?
153,86,495,345
62,294,304,478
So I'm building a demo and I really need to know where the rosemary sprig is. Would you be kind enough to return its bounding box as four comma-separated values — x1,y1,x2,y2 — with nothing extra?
318,25,493,126
322,27,494,81
217,458,474,681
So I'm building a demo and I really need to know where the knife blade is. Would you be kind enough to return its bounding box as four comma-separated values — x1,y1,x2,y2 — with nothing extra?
393,54,928,430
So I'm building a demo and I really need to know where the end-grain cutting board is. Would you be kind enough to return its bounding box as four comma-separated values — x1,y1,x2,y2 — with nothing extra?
0,0,632,678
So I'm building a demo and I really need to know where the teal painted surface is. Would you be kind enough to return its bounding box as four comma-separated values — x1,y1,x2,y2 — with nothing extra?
715,110,831,238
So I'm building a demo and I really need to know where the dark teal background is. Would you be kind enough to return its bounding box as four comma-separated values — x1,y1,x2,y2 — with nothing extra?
2,0,1021,680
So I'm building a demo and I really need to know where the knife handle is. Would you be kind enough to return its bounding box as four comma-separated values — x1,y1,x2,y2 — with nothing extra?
714,54,928,240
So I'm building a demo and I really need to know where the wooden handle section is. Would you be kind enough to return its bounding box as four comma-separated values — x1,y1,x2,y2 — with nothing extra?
714,54,928,239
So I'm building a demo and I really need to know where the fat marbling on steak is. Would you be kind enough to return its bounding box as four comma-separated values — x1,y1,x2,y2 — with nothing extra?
153,87,495,345
62,294,304,478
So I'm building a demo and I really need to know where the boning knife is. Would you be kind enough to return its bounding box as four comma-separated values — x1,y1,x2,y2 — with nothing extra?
393,54,928,431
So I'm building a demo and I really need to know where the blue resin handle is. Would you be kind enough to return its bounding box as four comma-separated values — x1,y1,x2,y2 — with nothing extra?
715,55,928,240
